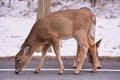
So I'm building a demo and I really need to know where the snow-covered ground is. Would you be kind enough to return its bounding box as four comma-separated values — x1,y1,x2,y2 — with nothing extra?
0,0,120,57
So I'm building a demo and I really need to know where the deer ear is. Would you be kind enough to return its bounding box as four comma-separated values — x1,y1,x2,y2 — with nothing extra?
23,45,30,55
96,39,102,47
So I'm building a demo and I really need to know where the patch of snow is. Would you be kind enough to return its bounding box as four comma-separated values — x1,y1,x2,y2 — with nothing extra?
0,0,120,57
0,17,35,57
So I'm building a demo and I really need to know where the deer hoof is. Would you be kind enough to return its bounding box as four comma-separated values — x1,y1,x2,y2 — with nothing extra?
34,71,39,73
74,69,80,75
74,72,79,75
15,71,20,74
91,69,96,73
59,72,63,75
59,70,63,75
73,66,77,69
34,69,40,73
97,67,101,69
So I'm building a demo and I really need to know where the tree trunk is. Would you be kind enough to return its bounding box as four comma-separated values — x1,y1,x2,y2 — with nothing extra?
36,0,51,20
44,0,51,15
36,0,52,52
90,0,96,7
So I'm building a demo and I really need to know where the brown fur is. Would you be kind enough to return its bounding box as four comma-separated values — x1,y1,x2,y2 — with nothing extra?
15,7,100,74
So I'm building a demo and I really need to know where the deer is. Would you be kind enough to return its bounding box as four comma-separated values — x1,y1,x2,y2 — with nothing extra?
73,39,102,69
15,7,101,75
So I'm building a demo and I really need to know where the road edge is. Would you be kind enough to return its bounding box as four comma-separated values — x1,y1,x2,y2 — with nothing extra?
0,56,120,60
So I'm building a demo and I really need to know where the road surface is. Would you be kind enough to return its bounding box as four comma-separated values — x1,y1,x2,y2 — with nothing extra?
0,58,120,80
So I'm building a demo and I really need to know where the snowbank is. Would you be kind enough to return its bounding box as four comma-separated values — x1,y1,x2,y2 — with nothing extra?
0,0,120,57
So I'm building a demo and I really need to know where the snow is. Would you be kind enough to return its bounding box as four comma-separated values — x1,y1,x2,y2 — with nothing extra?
0,0,120,57
0,17,35,57
96,18,120,56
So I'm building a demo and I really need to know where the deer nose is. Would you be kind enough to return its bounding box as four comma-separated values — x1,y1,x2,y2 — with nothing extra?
15,71,20,74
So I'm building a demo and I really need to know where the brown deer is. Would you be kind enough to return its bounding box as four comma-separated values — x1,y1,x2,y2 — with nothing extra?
73,39,102,69
15,7,100,74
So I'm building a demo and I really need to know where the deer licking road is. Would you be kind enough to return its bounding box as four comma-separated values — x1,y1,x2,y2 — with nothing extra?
15,7,101,75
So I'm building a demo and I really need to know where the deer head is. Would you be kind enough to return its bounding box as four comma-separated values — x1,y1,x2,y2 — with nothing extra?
15,44,32,74
87,39,102,65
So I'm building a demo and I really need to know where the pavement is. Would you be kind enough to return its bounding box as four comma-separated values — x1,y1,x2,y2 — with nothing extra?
0,58,120,80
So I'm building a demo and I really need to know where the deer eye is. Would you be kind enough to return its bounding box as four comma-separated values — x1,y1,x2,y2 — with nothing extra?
16,59,21,63
16,60,19,63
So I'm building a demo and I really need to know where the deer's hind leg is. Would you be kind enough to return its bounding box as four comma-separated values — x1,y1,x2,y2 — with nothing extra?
73,31,89,74
73,44,80,69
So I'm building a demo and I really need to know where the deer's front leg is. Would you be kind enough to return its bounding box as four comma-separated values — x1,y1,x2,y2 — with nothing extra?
34,43,50,73
52,38,64,75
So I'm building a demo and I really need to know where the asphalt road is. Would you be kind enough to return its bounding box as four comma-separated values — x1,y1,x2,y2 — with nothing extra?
0,58,120,80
